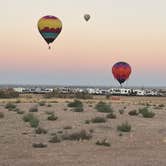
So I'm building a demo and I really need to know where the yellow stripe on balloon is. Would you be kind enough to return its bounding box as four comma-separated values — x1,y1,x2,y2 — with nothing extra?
38,18,62,30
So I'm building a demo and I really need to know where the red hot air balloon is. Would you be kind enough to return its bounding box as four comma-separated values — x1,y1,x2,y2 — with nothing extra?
112,62,131,86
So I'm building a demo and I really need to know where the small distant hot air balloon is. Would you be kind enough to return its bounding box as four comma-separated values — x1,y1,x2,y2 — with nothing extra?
84,14,90,22
37,15,62,49
112,62,131,86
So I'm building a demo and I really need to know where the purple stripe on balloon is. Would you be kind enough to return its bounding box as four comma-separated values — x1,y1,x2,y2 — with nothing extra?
43,15,58,19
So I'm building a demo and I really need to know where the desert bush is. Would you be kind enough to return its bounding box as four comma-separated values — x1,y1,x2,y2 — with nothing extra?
38,101,46,106
158,104,165,108
106,112,116,119
29,105,38,112
128,110,139,116
85,120,91,124
119,109,124,114
47,113,58,121
35,127,47,134
71,107,84,112
96,139,111,147
63,126,72,130
0,112,4,118
62,130,92,141
139,107,155,118
117,121,131,132
23,113,39,128
32,143,47,148
5,102,16,110
47,104,52,107
95,101,112,113
91,117,106,123
17,110,24,114
67,100,83,108
75,92,93,99
49,134,61,143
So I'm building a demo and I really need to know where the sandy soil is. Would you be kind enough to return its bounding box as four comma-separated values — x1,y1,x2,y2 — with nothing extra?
0,96,166,166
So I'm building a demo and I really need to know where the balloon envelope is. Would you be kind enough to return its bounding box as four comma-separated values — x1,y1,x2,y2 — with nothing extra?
84,14,90,21
38,15,62,45
112,62,131,85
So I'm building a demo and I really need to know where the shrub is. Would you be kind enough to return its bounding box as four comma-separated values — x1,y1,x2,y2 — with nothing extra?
71,107,84,112
49,134,61,143
32,143,47,148
117,121,131,132
95,101,112,113
38,101,46,106
139,107,155,118
16,110,24,114
63,126,72,130
62,130,92,141
23,113,39,128
158,104,165,108
96,139,111,147
0,88,19,98
0,112,4,118
91,117,106,123
47,113,58,121
35,127,47,134
5,102,16,110
47,104,52,107
128,110,139,116
67,100,83,108
106,113,116,119
85,120,91,124
119,109,124,114
29,105,38,112
15,100,21,103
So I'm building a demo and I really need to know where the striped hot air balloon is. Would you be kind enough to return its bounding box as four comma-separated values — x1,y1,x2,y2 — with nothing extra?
38,15,62,49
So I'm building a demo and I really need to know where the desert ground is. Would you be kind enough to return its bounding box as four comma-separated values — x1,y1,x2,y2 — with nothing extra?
0,95,166,166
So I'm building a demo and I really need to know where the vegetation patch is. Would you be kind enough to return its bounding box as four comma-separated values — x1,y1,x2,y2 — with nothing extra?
139,107,155,118
0,112,4,118
67,100,83,108
106,113,116,119
29,105,38,112
32,143,47,148
23,113,39,128
128,110,139,116
35,127,47,134
47,113,58,121
96,139,111,147
95,101,112,113
117,121,131,132
91,117,106,123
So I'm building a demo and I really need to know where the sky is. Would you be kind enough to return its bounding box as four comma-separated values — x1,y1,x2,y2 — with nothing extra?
1,0,166,86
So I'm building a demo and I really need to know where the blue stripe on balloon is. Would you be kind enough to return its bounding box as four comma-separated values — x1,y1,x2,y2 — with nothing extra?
41,32,58,39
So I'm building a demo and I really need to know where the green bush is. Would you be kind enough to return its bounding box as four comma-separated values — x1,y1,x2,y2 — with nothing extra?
117,121,131,132
139,107,155,118
85,120,91,124
91,117,106,123
47,104,52,107
67,100,83,108
95,101,112,113
23,113,39,128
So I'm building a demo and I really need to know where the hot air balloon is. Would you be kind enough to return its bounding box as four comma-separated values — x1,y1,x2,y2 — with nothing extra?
84,14,90,21
37,15,62,49
112,62,131,86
